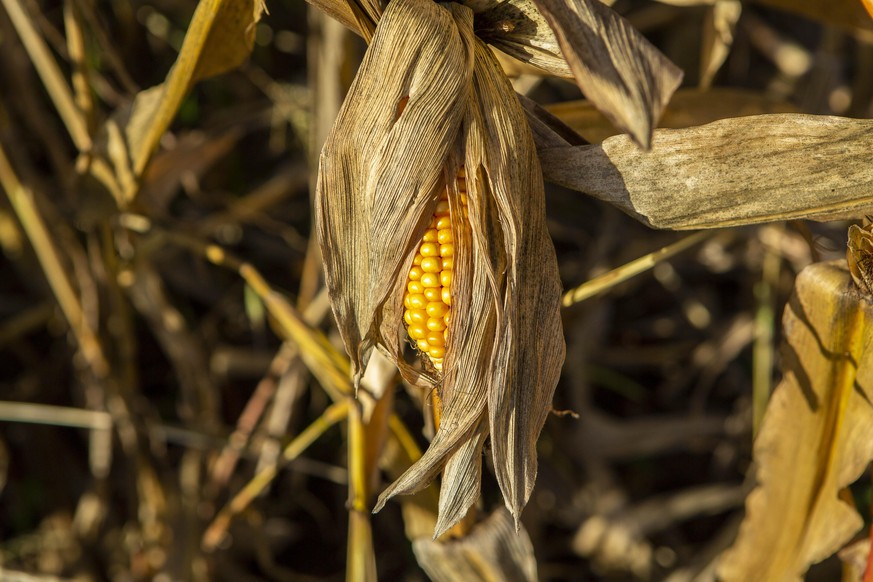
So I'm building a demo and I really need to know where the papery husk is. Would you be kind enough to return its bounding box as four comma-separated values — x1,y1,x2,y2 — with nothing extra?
374,38,564,535
317,0,564,537
529,0,683,149
465,39,565,527
539,114,873,229
413,508,538,582
315,0,474,387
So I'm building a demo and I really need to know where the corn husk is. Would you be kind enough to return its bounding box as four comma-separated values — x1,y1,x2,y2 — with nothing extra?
413,508,538,582
315,0,564,537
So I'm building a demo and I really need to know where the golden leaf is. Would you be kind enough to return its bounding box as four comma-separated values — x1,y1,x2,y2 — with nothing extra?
717,261,873,581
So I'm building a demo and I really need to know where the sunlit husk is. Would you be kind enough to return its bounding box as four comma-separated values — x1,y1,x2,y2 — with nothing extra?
413,508,538,582
317,0,564,537
315,0,473,386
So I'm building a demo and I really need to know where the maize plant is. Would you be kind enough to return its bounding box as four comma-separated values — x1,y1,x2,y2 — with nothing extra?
313,0,681,536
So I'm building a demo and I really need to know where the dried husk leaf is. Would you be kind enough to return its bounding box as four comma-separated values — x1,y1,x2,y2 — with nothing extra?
464,39,565,525
467,0,574,78
717,261,873,581
373,35,564,536
413,508,538,582
539,114,873,229
529,0,683,148
434,423,488,538
315,0,474,383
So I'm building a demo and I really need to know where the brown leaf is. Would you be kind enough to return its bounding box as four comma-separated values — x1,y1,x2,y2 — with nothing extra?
413,508,538,582
529,0,683,148
544,87,799,144
717,261,873,581
470,0,573,78
464,39,565,525
539,114,873,229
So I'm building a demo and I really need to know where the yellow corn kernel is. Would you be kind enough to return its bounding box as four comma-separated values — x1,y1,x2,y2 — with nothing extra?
435,201,450,216
442,286,452,306
404,310,414,326
426,301,449,318
438,229,453,244
422,229,439,243
420,242,440,257
409,266,423,281
409,309,427,325
421,273,440,288
408,325,427,340
428,346,445,359
421,257,442,273
408,294,427,310
426,317,446,331
440,271,452,287
417,339,431,352
439,243,454,257
426,331,445,347
424,287,442,302
407,280,424,294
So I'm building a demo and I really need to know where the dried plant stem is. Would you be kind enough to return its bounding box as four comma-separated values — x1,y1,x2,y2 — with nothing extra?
202,399,350,552
562,231,712,306
1,0,90,151
347,399,377,581
752,238,780,437
0,145,109,377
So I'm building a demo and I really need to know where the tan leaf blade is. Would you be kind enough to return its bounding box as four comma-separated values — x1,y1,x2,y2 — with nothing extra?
434,423,488,539
544,87,799,145
530,0,683,148
126,0,264,180
540,114,873,230
465,40,565,524
413,508,538,582
470,0,573,78
315,0,473,380
717,261,873,580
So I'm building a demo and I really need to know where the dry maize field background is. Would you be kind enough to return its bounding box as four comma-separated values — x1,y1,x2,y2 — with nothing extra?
2,0,873,580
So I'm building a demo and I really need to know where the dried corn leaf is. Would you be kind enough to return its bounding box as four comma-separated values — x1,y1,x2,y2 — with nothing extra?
413,509,538,582
470,0,573,78
544,87,798,144
104,0,264,203
464,39,565,526
530,0,683,148
717,261,873,581
540,114,873,229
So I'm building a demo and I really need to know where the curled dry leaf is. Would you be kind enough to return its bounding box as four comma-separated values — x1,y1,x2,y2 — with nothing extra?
315,0,564,537
716,261,873,581
413,508,538,582
847,223,873,296
540,114,873,229
529,0,683,148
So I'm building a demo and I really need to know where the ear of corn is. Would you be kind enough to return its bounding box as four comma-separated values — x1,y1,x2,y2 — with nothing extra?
403,169,468,370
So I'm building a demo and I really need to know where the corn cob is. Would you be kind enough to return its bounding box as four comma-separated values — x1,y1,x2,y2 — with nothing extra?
403,169,468,370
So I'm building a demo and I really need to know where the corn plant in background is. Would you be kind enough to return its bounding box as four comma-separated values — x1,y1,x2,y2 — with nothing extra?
2,0,873,579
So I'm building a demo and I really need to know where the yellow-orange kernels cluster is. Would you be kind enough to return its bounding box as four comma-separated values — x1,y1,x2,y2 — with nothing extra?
403,170,468,370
